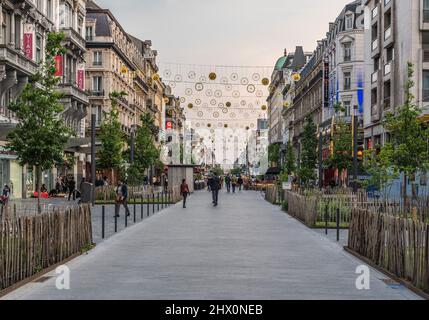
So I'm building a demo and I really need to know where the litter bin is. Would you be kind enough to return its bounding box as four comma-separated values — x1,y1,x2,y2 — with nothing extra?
80,182,94,204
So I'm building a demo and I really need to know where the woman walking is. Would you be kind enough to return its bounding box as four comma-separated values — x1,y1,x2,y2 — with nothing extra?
180,179,190,209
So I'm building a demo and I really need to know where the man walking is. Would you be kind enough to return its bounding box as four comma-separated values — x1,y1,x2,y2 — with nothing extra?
238,176,244,191
114,180,131,218
225,175,231,193
180,179,190,209
231,175,238,193
210,173,221,207
68,177,76,201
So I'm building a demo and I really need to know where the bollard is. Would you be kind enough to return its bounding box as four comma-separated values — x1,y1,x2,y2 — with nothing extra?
102,205,105,239
133,197,136,223
325,200,329,235
157,192,160,212
141,195,144,220
153,193,155,214
336,208,340,242
147,194,150,217
115,213,118,233
125,207,128,228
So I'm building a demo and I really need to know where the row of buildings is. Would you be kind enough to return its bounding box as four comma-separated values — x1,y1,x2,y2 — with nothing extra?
267,0,429,193
0,0,185,199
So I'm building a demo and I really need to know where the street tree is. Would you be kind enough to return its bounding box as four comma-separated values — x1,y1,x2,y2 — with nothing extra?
98,91,127,181
7,32,71,207
127,112,160,186
280,140,296,182
382,63,429,204
325,119,353,187
299,116,318,188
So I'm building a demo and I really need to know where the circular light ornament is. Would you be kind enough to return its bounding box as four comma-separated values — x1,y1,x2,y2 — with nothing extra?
252,73,261,81
246,126,250,131
292,73,301,82
185,88,193,96
195,83,204,91
214,90,222,98
283,101,290,108
261,105,267,111
195,99,202,106
225,84,233,91
261,78,270,86
248,103,254,109
205,89,213,97
197,111,204,118
210,99,217,106
209,72,217,81
231,73,239,81
226,102,232,108
180,97,186,103
240,100,247,106
222,108,228,114
250,123,255,128
199,75,207,83
207,123,212,128
164,69,172,78
188,71,196,79
241,77,249,85
196,123,201,128
232,91,240,98
221,77,229,84
175,74,183,82
231,113,236,118
256,90,264,97
188,103,194,109
152,73,160,81
218,102,225,108
224,124,228,128
169,81,176,88
247,84,256,93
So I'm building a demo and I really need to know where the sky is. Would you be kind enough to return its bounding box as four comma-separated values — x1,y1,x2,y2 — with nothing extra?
96,0,350,67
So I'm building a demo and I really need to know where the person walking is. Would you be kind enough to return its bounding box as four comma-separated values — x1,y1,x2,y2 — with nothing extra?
210,173,221,207
225,175,231,193
238,176,244,191
114,180,131,218
231,175,238,193
68,177,76,201
180,179,190,209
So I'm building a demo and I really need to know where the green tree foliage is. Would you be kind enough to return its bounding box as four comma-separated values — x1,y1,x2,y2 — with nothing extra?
362,148,399,200
299,116,318,188
98,91,127,173
280,140,295,182
325,119,353,187
268,143,280,166
7,32,71,205
127,112,160,186
382,63,429,202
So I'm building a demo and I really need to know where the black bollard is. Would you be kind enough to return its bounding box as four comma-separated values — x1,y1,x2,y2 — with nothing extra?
141,195,144,220
115,213,118,233
133,197,136,223
157,192,160,212
102,205,105,239
325,200,329,235
336,208,340,242
152,193,155,214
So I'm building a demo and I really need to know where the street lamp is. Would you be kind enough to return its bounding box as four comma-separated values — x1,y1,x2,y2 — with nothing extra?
352,105,359,193
318,127,324,189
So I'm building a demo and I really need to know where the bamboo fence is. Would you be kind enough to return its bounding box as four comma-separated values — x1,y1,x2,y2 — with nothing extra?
348,208,429,294
0,204,93,291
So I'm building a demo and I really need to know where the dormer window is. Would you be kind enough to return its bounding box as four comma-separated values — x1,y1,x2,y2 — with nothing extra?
345,14,354,30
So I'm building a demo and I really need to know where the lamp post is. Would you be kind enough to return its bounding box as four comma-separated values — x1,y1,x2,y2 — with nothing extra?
91,107,97,206
318,127,324,190
352,105,359,192
130,124,136,165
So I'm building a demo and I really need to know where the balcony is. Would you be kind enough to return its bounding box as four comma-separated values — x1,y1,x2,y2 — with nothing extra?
56,83,89,104
87,89,106,97
372,39,378,51
0,45,38,75
372,7,379,20
62,28,86,53
384,26,392,41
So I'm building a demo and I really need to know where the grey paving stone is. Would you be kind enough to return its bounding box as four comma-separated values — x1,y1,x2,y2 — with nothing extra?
2,190,422,300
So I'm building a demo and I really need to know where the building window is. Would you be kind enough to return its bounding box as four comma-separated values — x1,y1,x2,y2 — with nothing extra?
343,72,351,90
423,70,429,102
86,26,93,41
345,14,353,30
93,76,102,94
93,51,102,66
424,0,429,23
36,34,42,63
47,0,53,19
343,42,352,62
60,2,72,28
343,101,351,117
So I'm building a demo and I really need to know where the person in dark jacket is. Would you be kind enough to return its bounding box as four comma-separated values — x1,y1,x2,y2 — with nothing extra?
225,175,231,193
180,179,190,208
114,180,131,218
68,177,76,201
238,176,244,191
210,173,221,207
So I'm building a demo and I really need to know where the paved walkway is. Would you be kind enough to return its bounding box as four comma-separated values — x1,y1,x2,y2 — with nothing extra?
2,190,421,300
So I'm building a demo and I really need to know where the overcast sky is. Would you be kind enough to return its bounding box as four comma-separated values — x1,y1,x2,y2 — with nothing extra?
96,0,350,67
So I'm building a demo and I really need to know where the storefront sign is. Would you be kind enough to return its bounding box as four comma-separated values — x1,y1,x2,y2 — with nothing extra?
166,121,173,130
323,62,329,108
54,55,63,77
23,24,34,60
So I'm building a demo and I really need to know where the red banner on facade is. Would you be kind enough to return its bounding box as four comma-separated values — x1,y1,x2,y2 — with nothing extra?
166,121,173,130
77,69,85,90
54,55,63,77
23,33,33,60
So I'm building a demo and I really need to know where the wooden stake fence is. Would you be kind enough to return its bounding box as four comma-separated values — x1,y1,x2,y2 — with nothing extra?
0,204,93,291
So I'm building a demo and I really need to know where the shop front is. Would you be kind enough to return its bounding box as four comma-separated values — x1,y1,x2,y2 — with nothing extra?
0,147,23,199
